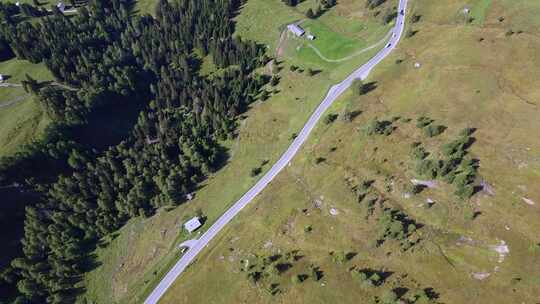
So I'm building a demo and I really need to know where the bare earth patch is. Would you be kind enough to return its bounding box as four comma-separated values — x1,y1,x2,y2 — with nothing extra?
522,197,536,206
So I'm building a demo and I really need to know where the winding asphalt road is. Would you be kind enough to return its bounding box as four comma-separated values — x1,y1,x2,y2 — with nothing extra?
145,0,408,302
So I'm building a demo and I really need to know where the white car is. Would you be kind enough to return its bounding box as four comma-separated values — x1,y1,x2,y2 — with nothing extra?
386,43,392,48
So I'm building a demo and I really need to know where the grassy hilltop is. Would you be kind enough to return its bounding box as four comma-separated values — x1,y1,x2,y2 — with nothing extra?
81,0,540,303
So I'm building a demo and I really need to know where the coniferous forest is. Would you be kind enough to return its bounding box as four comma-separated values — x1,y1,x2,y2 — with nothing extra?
0,0,267,302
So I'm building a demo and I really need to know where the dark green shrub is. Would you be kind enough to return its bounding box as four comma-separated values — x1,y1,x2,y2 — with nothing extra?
415,159,438,179
442,136,469,156
292,274,308,284
416,116,433,128
311,265,323,281
411,144,428,160
306,8,315,18
260,90,269,101
250,167,262,177
459,128,475,136
270,76,279,86
324,113,338,124
404,183,424,195
455,184,474,199
365,119,393,136
331,251,347,264
380,289,398,304
423,125,445,137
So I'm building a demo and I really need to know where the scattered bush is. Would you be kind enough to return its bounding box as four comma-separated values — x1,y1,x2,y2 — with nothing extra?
270,76,279,86
383,11,397,24
415,159,438,179
310,265,323,281
306,8,315,18
353,79,367,95
411,143,428,160
250,167,262,177
330,251,355,264
353,271,373,288
407,288,440,303
247,271,263,284
281,0,299,7
351,268,388,288
463,207,476,221
321,0,337,9
331,251,347,264
380,289,399,304
454,181,475,199
356,179,374,203
377,207,419,250
366,0,387,10
260,90,269,101
416,116,433,128
340,110,354,122
401,117,412,123
406,29,417,38
315,157,326,164
442,135,470,157
404,182,424,195
365,119,393,136
410,128,479,200
459,127,475,137
423,124,446,137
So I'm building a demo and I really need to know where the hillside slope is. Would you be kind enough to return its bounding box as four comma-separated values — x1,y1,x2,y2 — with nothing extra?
159,0,540,303
80,0,399,303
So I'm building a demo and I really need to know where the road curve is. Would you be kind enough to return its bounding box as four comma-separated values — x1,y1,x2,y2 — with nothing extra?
145,1,408,303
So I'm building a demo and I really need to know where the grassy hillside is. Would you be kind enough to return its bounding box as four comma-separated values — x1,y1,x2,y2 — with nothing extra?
157,0,540,303
134,0,157,15
0,58,53,157
81,0,398,303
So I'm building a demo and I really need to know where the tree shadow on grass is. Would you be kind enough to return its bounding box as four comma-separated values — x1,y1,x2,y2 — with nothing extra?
348,110,363,120
80,253,103,273
393,287,409,299
361,81,378,95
